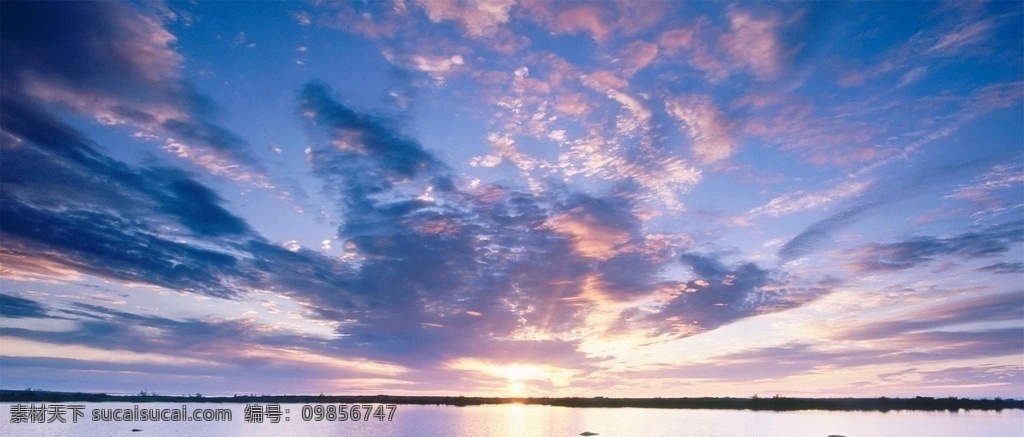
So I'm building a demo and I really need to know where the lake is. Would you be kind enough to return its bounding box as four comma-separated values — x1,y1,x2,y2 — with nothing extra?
2,402,1021,436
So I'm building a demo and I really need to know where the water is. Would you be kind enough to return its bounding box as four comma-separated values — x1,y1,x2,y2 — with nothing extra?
2,402,1021,436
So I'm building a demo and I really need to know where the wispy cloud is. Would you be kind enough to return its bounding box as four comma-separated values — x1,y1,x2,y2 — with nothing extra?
927,18,994,56
776,148,1016,262
748,180,870,218
835,291,1023,341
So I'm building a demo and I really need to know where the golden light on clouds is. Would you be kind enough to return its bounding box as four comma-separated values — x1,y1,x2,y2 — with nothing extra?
541,209,630,260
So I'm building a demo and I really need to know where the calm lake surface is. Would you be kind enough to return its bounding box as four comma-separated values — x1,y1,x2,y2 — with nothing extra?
2,402,1021,436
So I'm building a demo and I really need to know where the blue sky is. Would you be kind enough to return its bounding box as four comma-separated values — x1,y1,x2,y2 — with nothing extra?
1,0,1022,398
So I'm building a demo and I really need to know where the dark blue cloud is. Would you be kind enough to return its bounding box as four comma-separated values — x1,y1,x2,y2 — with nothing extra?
1,61,252,240
299,81,452,192
1,2,168,97
0,93,282,302
631,252,833,338
977,261,1024,274
849,221,1024,273
0,294,49,319
151,169,251,237
0,90,265,299
777,201,880,262
644,253,772,331
0,0,266,171
1,197,244,298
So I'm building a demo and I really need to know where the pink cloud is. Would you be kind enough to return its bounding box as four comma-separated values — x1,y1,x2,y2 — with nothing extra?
414,0,516,37
163,141,276,189
522,0,610,43
897,66,928,88
720,9,785,80
610,0,669,36
481,28,532,54
470,133,548,172
470,69,510,85
582,70,628,90
731,93,786,109
658,28,694,54
927,19,993,55
554,4,610,42
620,40,660,76
836,71,867,88
521,0,669,45
0,250,83,282
554,93,591,116
666,95,736,164
739,100,896,167
688,44,732,83
320,1,440,41
542,209,632,260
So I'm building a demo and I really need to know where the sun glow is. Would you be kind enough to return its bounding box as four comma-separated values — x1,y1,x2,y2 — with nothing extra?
508,381,527,394
447,358,579,394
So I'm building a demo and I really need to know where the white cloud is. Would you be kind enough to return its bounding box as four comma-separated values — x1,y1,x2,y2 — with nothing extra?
606,89,652,142
282,240,301,252
748,180,869,218
928,19,993,55
412,54,464,74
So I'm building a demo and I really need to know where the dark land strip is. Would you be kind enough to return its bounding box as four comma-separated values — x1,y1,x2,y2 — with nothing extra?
2,390,1021,412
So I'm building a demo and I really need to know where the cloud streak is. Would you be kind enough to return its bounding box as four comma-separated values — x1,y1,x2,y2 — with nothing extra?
846,221,1024,273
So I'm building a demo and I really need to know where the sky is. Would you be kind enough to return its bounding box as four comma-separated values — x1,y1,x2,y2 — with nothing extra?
0,0,1022,399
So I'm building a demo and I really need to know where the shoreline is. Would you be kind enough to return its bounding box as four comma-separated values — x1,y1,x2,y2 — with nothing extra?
2,390,1021,412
